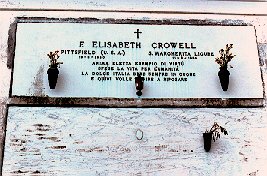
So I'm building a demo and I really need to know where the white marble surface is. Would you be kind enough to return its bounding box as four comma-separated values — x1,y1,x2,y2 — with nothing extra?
2,107,267,176
12,23,263,98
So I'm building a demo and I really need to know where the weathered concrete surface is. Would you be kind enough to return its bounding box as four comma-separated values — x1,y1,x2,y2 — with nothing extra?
0,9,267,176
1,0,267,15
2,107,267,176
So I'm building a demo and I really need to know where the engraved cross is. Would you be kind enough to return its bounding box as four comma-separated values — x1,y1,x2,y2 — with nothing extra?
134,29,142,39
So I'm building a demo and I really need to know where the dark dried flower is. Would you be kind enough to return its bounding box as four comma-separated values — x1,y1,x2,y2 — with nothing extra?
215,44,236,68
48,50,63,68
206,122,228,142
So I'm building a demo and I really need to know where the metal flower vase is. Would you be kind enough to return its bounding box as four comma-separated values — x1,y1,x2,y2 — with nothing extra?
47,66,59,89
203,132,212,152
218,65,230,91
47,50,63,89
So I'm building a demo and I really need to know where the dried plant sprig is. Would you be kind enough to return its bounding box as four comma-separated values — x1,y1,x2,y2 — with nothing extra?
215,44,236,68
47,50,63,68
205,122,228,142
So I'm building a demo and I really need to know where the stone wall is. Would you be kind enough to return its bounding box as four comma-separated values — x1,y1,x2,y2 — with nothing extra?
1,2,267,175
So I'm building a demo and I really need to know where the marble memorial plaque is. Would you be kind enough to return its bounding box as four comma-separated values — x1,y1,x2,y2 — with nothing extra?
11,23,263,98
